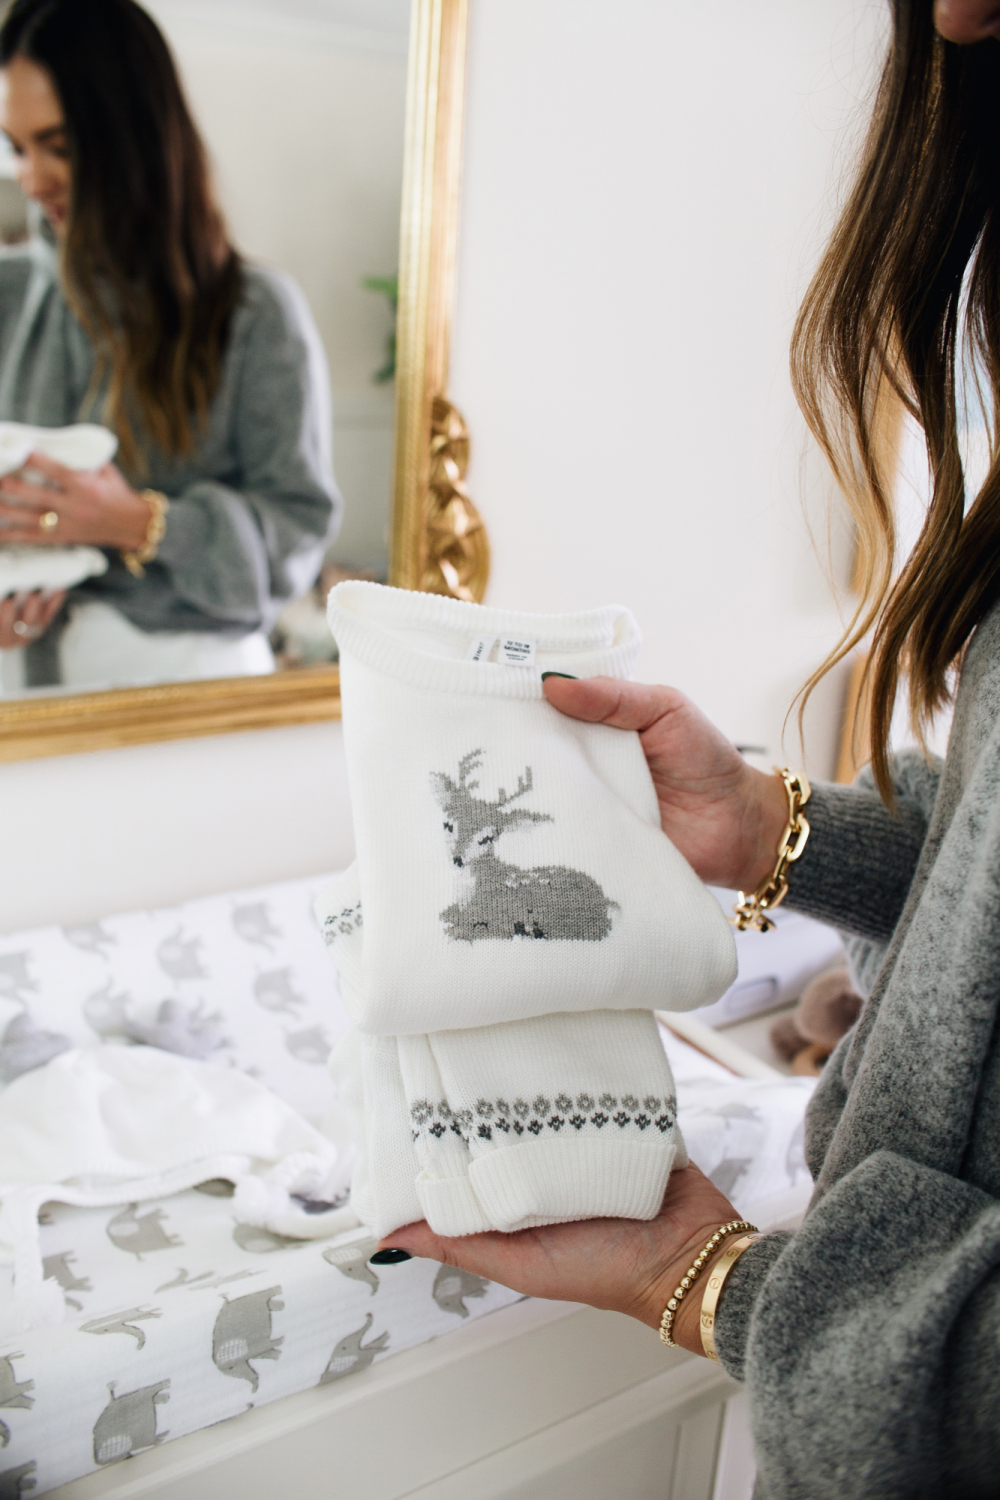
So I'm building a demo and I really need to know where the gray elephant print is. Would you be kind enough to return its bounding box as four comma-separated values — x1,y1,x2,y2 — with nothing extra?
0,1014,71,1086
284,1026,330,1065
82,1307,162,1349
156,929,207,981
62,921,116,956
253,969,303,1016
431,751,618,942
322,1242,379,1295
232,1223,309,1255
83,981,130,1038
93,1381,169,1465
124,998,226,1060
107,1204,183,1259
212,1287,284,1391
232,903,281,949
0,954,36,1004
433,1264,489,1318
0,1461,35,1498
41,1252,91,1311
0,1355,33,1449
318,1314,388,1384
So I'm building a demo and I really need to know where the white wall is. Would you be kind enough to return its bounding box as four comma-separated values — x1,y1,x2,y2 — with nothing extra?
0,722,354,933
450,0,887,779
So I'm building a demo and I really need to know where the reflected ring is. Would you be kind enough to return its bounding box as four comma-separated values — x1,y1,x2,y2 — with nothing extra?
38,510,59,532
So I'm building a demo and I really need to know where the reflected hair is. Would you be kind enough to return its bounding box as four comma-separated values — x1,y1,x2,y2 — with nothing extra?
0,0,242,469
791,2,1000,800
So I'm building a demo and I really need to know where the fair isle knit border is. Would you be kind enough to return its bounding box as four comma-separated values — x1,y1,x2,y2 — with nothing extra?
409,1091,677,1147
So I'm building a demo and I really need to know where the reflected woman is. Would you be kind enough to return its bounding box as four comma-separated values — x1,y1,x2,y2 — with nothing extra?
0,0,340,688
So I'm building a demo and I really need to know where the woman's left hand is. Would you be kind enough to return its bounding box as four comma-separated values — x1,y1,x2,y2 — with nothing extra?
378,1163,742,1356
0,451,151,550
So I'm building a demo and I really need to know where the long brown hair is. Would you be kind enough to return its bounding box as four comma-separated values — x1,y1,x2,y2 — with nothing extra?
792,2,1000,799
0,0,242,470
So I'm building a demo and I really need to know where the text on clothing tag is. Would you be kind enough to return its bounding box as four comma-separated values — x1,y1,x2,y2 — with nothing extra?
498,637,537,667
465,635,497,663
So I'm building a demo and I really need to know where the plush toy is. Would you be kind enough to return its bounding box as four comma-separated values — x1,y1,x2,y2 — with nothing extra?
770,968,863,1076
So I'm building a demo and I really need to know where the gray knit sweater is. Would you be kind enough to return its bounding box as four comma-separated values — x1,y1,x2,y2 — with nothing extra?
0,238,341,685
713,601,1000,1498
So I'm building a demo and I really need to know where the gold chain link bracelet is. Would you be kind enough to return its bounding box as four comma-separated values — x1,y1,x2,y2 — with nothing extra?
658,1220,758,1347
121,488,169,579
732,766,811,933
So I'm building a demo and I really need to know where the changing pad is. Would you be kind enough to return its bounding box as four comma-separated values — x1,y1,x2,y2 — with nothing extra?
0,872,817,1494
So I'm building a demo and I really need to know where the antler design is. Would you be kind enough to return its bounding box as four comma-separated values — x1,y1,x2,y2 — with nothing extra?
495,769,533,807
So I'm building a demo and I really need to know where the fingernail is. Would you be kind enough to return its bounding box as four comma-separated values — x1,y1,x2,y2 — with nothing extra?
541,671,577,681
369,1248,412,1265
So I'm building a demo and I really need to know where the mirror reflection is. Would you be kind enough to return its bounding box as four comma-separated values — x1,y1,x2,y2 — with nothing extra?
0,0,407,697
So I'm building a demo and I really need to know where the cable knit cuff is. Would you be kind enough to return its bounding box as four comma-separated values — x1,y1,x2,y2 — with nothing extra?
712,1231,793,1382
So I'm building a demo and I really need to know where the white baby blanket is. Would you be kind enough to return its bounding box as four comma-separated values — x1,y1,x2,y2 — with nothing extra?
325,583,737,1034
0,421,117,597
0,1045,358,1339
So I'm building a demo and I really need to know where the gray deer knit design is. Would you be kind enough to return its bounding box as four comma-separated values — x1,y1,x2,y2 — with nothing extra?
431,750,617,942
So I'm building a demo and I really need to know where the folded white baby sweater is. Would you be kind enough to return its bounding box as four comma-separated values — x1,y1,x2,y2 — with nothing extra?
319,865,685,1238
0,422,117,597
326,583,737,1034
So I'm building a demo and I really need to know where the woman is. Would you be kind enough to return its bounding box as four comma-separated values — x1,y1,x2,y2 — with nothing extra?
0,0,339,688
377,3,1000,1495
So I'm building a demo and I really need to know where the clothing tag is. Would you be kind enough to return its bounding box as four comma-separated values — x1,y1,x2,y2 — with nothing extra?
465,635,497,663
498,636,537,667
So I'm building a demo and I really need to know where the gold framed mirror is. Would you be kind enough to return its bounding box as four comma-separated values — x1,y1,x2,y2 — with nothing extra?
0,0,486,764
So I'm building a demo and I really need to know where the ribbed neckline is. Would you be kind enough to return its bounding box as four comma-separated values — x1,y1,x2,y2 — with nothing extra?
327,582,641,697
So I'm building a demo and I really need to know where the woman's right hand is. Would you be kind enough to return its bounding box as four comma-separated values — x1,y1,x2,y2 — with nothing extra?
0,588,65,649
542,675,789,892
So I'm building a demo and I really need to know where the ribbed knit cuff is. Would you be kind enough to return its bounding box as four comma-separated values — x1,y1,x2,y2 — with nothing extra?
713,1231,793,1382
469,1136,676,1233
783,782,928,943
327,581,642,696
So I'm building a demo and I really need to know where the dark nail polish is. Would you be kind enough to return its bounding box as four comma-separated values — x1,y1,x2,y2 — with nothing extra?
541,671,577,681
370,1248,412,1265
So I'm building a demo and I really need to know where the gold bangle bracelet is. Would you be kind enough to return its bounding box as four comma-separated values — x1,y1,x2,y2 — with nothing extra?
699,1233,761,1362
658,1220,758,1348
732,766,811,933
121,488,169,579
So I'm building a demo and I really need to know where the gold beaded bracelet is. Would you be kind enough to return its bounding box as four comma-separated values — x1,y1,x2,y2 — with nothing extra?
732,766,811,933
699,1233,761,1361
121,488,169,579
658,1220,758,1347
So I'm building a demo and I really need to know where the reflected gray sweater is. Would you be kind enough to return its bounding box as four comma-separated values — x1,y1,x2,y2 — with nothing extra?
0,239,341,685
714,600,1000,1498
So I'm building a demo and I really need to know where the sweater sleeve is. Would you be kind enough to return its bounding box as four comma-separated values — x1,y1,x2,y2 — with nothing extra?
152,269,341,631
712,1151,1000,1499
782,752,941,943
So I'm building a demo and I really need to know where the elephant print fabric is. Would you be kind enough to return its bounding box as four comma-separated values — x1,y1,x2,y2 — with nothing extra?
212,1287,284,1391
431,751,618,943
92,1381,169,1464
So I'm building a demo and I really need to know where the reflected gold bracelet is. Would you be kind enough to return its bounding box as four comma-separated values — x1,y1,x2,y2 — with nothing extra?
700,1232,762,1361
732,766,811,933
658,1220,757,1348
121,488,170,579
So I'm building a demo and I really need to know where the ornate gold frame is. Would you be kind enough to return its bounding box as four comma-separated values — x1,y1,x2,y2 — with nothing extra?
0,0,484,765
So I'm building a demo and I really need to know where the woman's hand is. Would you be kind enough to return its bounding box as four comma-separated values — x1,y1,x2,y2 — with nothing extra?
0,587,65,648
0,452,151,550
379,1164,741,1355
542,675,788,892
